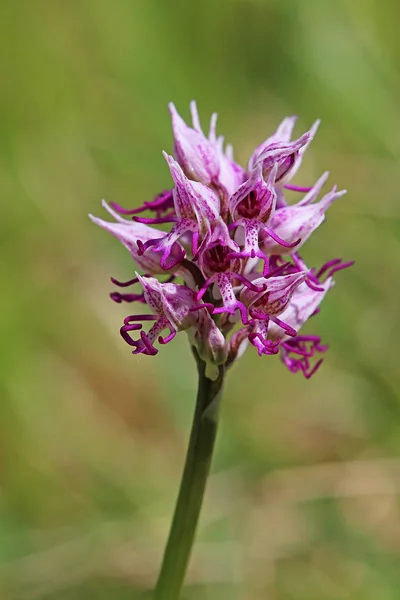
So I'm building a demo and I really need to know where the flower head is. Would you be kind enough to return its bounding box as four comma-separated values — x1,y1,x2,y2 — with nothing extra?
91,102,352,379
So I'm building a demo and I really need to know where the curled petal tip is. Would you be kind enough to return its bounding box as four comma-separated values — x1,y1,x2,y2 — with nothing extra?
89,214,112,229
310,119,321,134
168,102,177,115
190,100,202,131
162,150,174,166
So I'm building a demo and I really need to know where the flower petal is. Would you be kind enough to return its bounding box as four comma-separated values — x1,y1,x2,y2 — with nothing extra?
260,187,346,255
89,205,176,274
169,102,220,185
268,277,333,339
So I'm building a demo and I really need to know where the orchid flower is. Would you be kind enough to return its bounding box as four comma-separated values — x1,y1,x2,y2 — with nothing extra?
91,102,353,599
91,102,352,378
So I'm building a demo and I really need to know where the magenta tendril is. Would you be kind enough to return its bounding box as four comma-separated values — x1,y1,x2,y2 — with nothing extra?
325,261,355,278
189,303,214,313
265,261,291,278
283,184,313,193
137,331,158,355
316,258,342,278
158,330,177,345
270,315,297,337
110,190,174,217
109,202,142,216
132,214,177,225
212,301,249,325
263,224,301,249
110,292,145,303
120,322,143,346
124,314,158,324
110,276,140,287
305,278,325,292
232,273,267,293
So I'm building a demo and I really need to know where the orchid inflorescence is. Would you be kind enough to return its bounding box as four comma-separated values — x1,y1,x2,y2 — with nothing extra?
90,102,353,380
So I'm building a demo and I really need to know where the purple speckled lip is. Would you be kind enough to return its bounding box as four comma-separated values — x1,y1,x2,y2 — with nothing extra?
89,102,353,378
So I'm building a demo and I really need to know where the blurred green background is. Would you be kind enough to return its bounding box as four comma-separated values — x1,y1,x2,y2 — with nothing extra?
1,0,400,598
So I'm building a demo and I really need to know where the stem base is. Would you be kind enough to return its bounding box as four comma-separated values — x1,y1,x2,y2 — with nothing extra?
154,352,225,600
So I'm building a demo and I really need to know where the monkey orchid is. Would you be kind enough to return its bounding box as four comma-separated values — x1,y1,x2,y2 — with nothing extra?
90,102,353,600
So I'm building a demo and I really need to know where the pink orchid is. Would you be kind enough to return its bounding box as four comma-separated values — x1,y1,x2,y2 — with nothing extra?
91,102,352,378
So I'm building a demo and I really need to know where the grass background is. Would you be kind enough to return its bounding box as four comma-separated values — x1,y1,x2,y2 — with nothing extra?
1,0,400,598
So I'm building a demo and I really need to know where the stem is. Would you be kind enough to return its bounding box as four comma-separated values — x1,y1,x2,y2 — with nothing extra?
154,352,225,600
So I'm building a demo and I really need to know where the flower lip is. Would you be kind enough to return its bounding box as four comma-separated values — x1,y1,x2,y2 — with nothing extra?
241,271,308,316
229,163,277,222
202,243,232,274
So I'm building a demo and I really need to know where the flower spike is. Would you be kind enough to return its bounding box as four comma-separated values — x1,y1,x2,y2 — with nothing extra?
90,102,354,600
91,102,352,378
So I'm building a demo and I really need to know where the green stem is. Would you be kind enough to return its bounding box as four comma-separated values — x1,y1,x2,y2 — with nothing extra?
154,353,225,600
